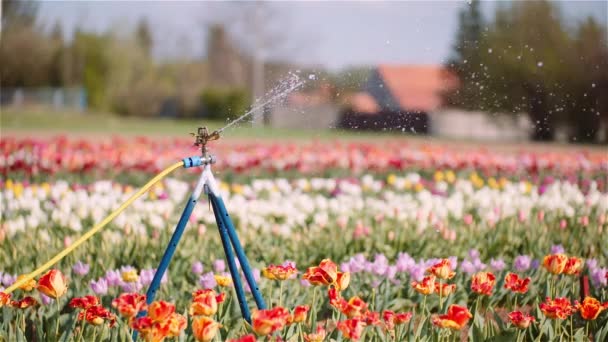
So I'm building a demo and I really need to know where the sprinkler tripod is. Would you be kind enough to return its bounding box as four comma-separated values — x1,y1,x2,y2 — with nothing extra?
134,127,266,339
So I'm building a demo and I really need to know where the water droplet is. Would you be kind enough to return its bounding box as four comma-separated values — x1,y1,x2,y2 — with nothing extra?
308,74,316,80
537,61,543,67
488,48,493,53
591,83,596,88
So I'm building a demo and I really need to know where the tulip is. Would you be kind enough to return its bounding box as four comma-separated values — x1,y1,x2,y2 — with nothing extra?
15,274,36,292
302,259,338,286
304,326,327,342
214,274,232,287
340,296,368,318
291,305,309,323
227,335,257,342
69,295,99,309
335,271,350,291
111,293,147,318
0,292,11,307
504,273,531,294
471,272,496,296
166,313,187,337
563,257,584,275
411,275,436,295
578,296,608,320
427,259,455,280
431,305,472,330
11,296,38,309
190,289,219,316
148,300,175,323
434,282,457,296
508,311,535,329
37,269,68,299
77,305,116,327
542,254,568,275
539,297,576,319
262,264,298,281
337,318,366,341
251,306,290,336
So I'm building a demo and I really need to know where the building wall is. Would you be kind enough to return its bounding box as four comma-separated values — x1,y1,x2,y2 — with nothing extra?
430,109,531,141
270,104,340,129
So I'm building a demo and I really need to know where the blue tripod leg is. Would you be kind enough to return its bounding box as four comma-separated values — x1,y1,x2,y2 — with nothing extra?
209,193,252,323
208,192,266,311
132,194,198,341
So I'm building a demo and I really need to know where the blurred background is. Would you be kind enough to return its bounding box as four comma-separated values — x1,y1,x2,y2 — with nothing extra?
1,0,607,144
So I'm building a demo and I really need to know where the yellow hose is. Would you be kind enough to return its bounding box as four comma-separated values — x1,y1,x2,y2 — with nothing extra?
4,161,184,294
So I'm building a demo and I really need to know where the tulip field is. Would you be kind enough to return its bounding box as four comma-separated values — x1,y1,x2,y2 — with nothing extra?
1,135,608,341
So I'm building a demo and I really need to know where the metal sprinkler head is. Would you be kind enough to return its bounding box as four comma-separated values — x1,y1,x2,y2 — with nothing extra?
191,126,220,158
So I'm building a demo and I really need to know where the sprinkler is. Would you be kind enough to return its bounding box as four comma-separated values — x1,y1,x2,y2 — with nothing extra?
136,126,266,337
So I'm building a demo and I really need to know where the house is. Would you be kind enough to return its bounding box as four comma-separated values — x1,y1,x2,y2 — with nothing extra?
340,65,458,133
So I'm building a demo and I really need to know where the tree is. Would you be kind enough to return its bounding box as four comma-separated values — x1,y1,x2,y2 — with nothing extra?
136,18,153,58
1,0,37,31
443,0,488,110
567,17,608,143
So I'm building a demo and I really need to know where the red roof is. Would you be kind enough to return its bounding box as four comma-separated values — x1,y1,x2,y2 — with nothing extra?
377,65,458,112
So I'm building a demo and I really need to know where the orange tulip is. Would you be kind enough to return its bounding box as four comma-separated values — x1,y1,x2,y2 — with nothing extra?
69,295,100,310
411,275,436,295
335,271,351,291
304,326,327,342
383,310,412,330
0,292,11,307
563,257,584,275
302,259,338,286
504,273,531,294
539,297,576,319
291,305,309,323
434,282,457,296
262,264,298,281
329,287,346,309
112,293,147,318
341,296,368,318
190,289,218,316
166,313,187,337
192,316,222,342
471,272,496,296
148,301,175,323
77,305,116,327
508,311,535,329
10,296,38,309
431,305,472,330
542,254,568,275
251,306,290,336
16,275,37,292
337,318,366,341
578,296,608,320
37,269,68,299
427,259,455,280
131,316,169,342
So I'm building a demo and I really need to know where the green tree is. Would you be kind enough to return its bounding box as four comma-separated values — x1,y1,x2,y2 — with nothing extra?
72,31,111,109
567,17,608,143
136,18,153,58
443,0,488,110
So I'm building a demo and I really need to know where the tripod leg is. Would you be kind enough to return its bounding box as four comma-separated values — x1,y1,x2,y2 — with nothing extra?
133,195,198,340
209,193,252,323
209,193,267,310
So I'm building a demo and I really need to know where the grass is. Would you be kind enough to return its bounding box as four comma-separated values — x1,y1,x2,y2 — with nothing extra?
0,107,388,140
1,107,605,153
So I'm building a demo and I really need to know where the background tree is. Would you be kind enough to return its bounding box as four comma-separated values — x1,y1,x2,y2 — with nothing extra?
136,18,153,58
443,0,488,111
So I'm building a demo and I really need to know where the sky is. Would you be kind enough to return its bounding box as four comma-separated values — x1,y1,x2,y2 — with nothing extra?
39,1,607,70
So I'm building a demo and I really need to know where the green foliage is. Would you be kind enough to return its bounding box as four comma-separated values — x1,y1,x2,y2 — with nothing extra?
200,87,251,121
446,0,608,142
72,32,112,109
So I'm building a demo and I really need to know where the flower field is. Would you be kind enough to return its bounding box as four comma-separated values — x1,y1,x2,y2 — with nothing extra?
1,136,608,341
